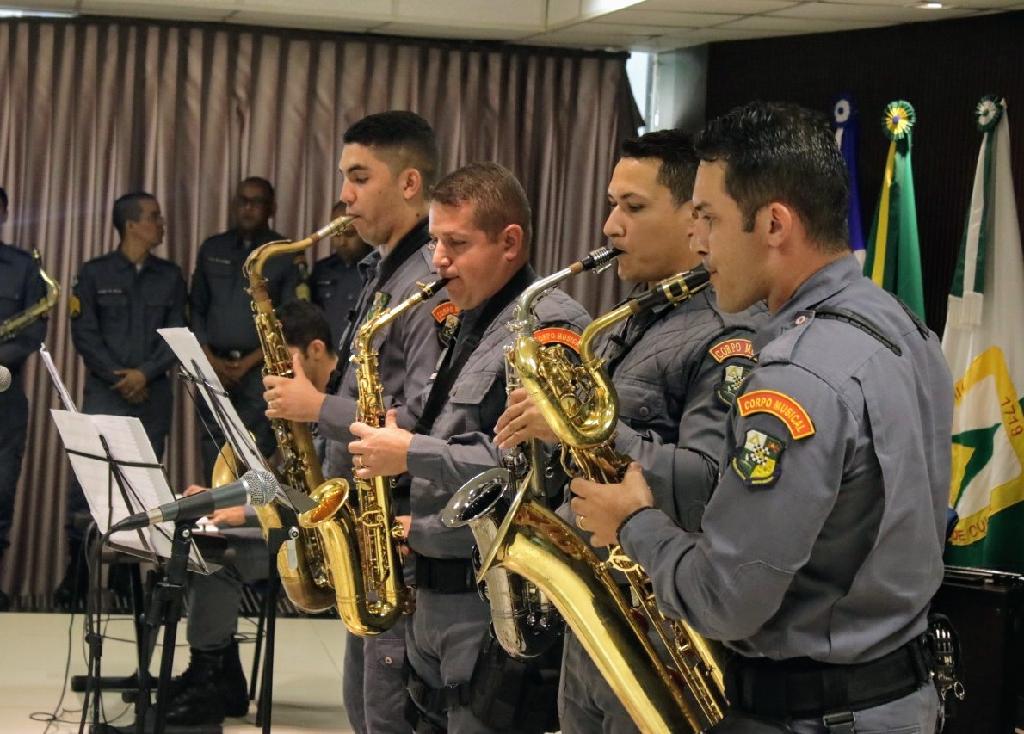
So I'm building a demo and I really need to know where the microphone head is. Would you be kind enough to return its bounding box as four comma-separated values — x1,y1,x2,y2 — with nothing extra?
0,365,11,393
241,469,279,506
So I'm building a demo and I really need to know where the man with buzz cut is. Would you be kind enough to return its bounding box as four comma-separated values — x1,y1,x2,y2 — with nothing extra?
572,102,951,733
494,129,766,734
263,110,448,733
348,162,590,733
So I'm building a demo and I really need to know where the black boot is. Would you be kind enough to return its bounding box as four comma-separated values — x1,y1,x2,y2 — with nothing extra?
165,641,249,725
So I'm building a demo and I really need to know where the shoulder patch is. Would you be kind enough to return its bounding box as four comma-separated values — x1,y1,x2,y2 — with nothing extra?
709,337,755,363
716,363,753,406
731,428,785,486
736,389,815,439
432,301,459,324
534,327,581,352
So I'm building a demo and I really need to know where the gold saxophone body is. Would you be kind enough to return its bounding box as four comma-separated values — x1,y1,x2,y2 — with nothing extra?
444,265,727,734
0,250,60,343
343,276,449,634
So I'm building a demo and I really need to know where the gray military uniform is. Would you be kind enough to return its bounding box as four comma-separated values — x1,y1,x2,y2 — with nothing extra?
403,272,590,734
317,220,446,734
560,288,766,734
189,227,299,479
67,250,187,540
619,255,951,732
0,243,47,555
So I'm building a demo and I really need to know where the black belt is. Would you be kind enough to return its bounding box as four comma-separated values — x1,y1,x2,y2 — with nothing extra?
726,637,933,720
414,555,476,594
210,346,251,361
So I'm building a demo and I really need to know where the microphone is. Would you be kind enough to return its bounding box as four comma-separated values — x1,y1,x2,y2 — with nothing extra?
110,469,279,533
0,365,10,393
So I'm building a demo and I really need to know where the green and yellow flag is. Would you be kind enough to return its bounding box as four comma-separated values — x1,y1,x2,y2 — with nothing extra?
943,96,1024,571
864,100,925,320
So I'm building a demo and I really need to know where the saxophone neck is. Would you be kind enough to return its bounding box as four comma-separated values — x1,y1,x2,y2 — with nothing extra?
355,277,450,346
244,214,356,283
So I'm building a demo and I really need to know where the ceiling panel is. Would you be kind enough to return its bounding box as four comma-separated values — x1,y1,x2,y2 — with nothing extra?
637,0,799,12
718,13,876,31
769,2,972,21
374,22,525,40
229,11,380,32
601,8,742,27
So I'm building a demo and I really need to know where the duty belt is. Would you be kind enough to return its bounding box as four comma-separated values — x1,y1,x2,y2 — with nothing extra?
726,636,933,720
414,555,476,594
210,347,247,361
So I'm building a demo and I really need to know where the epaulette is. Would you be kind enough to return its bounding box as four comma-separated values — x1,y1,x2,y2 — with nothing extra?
810,306,902,356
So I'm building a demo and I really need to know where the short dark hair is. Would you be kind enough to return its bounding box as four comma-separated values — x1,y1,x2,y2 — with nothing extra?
620,129,699,205
112,192,156,238
343,111,440,191
0,187,8,209
695,101,849,251
239,176,275,203
430,162,533,250
277,300,335,355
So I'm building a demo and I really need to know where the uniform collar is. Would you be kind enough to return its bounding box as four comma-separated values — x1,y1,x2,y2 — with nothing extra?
755,254,861,351
113,247,151,272
358,248,382,283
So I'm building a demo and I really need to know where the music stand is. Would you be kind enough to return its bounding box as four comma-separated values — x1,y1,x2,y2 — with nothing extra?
52,410,215,734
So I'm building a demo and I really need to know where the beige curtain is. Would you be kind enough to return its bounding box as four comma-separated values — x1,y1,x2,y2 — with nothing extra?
0,16,640,596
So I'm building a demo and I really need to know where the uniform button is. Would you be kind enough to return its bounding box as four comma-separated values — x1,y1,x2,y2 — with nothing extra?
638,406,650,418
384,656,394,665
795,315,808,325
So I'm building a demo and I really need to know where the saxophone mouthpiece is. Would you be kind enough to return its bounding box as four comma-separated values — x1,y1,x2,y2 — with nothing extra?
630,263,711,315
570,247,622,275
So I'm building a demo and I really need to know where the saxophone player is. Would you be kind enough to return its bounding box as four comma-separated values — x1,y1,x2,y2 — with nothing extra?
494,130,766,734
572,102,950,733
348,162,590,733
264,111,447,734
0,186,48,612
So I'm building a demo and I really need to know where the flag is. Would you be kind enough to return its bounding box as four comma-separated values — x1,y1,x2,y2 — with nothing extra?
832,95,866,263
864,100,925,320
943,96,1024,572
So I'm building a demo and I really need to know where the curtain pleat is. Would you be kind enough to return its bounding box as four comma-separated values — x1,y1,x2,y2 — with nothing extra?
0,16,640,595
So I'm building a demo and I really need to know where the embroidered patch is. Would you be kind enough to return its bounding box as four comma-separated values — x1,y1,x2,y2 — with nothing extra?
716,363,752,406
68,293,81,319
432,301,458,324
709,338,755,363
736,389,815,440
534,327,581,352
438,313,460,347
731,428,785,486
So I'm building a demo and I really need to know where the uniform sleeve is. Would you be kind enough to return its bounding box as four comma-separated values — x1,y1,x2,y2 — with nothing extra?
189,244,212,346
0,257,48,369
70,266,122,383
138,268,187,381
619,362,858,641
613,330,757,530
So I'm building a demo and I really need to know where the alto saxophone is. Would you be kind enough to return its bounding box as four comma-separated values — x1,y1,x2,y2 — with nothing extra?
0,250,60,343
238,215,353,613
444,266,727,734
345,277,449,634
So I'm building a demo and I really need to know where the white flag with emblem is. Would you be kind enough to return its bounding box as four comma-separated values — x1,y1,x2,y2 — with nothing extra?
943,97,1024,571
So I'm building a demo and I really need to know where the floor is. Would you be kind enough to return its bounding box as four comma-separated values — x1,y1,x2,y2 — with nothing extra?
0,612,354,733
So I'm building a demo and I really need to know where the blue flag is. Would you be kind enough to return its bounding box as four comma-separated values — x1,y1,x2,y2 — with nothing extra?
833,95,866,262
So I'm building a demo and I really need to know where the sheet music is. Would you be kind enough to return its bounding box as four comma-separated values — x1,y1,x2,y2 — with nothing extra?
51,409,210,573
157,327,268,473
39,343,77,411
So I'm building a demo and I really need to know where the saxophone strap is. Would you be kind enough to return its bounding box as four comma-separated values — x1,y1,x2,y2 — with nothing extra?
412,265,534,436
603,293,678,379
335,219,431,382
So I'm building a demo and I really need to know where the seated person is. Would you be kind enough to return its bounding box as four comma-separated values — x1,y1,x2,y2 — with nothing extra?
167,300,338,727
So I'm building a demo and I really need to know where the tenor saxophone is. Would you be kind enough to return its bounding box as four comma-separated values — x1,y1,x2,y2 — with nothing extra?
444,266,727,734
238,215,354,613
343,276,448,634
0,250,60,343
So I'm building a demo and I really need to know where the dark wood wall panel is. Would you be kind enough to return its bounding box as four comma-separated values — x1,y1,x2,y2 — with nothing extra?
705,11,1024,332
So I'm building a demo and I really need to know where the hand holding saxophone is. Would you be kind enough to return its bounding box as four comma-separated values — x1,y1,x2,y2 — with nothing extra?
493,387,558,448
570,462,654,547
263,352,326,422
349,408,412,478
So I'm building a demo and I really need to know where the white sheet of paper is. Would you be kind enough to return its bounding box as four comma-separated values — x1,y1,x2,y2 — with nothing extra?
158,327,268,473
51,409,208,572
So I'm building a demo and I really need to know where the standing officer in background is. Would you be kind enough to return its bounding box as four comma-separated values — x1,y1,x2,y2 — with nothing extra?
347,162,590,734
59,192,187,604
494,129,765,734
190,176,302,480
571,102,952,733
311,199,372,347
0,186,47,612
164,300,338,727
263,111,445,734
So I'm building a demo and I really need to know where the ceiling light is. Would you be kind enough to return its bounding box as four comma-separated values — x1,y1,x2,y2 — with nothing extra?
0,7,76,17
916,2,947,9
